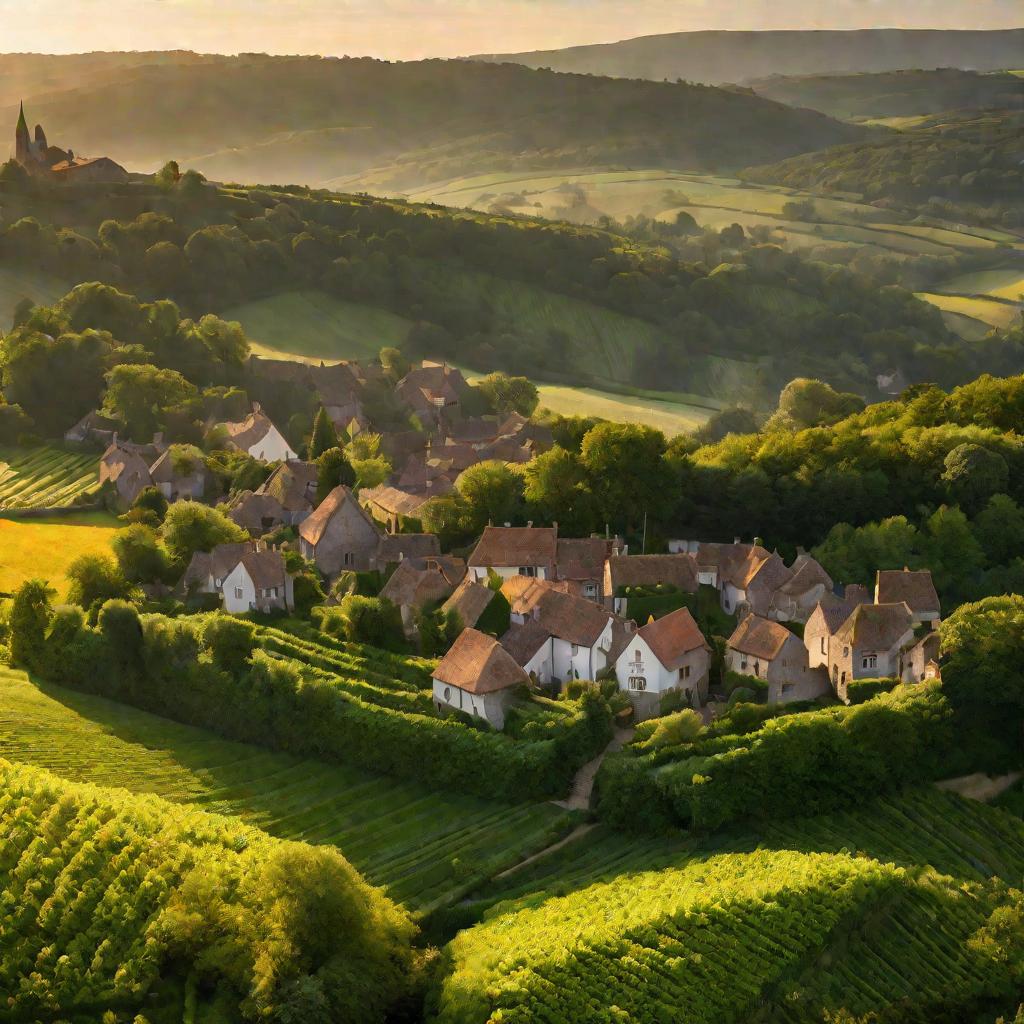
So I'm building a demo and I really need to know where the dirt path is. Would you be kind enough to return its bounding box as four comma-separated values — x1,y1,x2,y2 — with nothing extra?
935,771,1021,802
553,725,635,812
493,823,596,881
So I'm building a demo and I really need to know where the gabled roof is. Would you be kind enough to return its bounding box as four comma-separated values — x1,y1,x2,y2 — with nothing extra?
778,553,833,596
360,484,440,517
746,552,794,594
442,578,496,630
727,613,794,661
100,442,151,483
469,526,557,569
720,545,775,589
380,558,455,610
606,554,698,593
257,460,317,512
181,541,255,589
807,593,863,636
434,628,528,694
149,448,206,484
237,549,289,590
555,537,608,581
224,409,279,452
377,533,441,564
499,619,552,667
636,606,708,670
875,569,941,615
517,586,614,648
836,602,915,651
228,491,286,532
298,484,379,546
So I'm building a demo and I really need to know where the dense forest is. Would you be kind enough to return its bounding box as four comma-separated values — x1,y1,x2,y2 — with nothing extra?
743,109,1024,227
0,53,865,190
749,67,1024,120
0,173,997,407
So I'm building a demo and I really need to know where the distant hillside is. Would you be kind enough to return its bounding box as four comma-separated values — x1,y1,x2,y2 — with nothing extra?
470,29,1024,85
742,109,1024,227
0,53,866,189
750,68,1024,121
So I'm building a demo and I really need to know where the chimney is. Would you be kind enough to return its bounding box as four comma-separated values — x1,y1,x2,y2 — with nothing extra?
252,401,262,414
552,520,558,535
734,536,741,545
527,520,533,528
504,521,511,528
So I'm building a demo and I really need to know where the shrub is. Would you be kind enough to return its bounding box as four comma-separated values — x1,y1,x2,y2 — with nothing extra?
203,613,257,675
336,595,406,651
647,709,704,748
66,552,134,610
846,677,899,704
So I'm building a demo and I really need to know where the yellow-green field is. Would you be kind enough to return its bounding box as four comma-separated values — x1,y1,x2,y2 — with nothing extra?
935,268,1024,303
0,445,100,510
226,288,414,362
915,292,1021,332
0,266,70,328
535,384,715,435
0,512,120,597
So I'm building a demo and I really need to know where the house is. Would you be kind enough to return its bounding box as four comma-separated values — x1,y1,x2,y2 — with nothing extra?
442,578,498,631
221,548,295,614
719,546,788,616
180,541,256,599
396,361,470,424
726,613,829,704
875,568,941,626
148,449,210,502
222,403,297,462
603,554,698,616
468,525,558,582
380,556,463,632
614,607,710,719
432,628,528,729
298,484,382,576
767,553,833,622
501,582,625,688
228,491,288,536
99,441,154,506
901,631,941,684
64,410,119,447
804,591,868,669
360,483,450,533
828,602,916,702
256,460,318,525
377,533,442,567
555,537,613,603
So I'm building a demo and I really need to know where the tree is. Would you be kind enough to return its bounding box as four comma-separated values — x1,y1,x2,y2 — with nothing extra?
379,346,410,382
316,447,356,504
974,494,1024,566
456,460,524,536
475,372,539,417
941,443,1009,513
203,614,257,675
162,502,247,564
336,595,405,651
523,445,596,535
309,407,339,461
102,363,197,440
65,554,134,611
155,160,181,189
813,516,922,588
764,378,865,432
579,422,676,533
112,524,171,583
8,579,54,671
692,406,761,445
131,485,169,525
924,505,985,600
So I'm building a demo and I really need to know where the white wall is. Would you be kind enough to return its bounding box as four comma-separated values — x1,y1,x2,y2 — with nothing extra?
222,563,256,613
615,635,678,696
248,424,298,463
721,582,745,614
431,679,510,729
469,564,548,583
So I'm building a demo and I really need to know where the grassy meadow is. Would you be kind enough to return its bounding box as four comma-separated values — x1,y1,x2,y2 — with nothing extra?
537,384,716,436
0,266,69,329
0,512,119,597
0,666,569,912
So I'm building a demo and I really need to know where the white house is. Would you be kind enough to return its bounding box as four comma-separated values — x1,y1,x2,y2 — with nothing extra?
614,606,710,719
220,548,295,614
432,628,529,730
499,581,626,688
467,525,557,582
222,403,297,462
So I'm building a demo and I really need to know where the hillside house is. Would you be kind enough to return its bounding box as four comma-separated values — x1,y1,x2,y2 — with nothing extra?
604,554,698,616
396,361,470,424
220,547,295,614
767,553,834,622
377,533,443,568
720,547,790,617
555,537,614,602
901,631,941,684
501,581,626,688
614,607,710,719
442,578,498,631
298,484,382,576
469,525,558,582
148,449,211,502
65,410,118,447
380,555,464,632
726,613,829,704
432,628,528,729
257,460,318,524
828,602,916,702
804,588,870,669
222,403,297,462
360,483,445,532
99,441,155,506
875,568,941,626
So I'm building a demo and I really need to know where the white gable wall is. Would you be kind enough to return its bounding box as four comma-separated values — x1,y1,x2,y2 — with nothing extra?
247,424,297,463
431,678,512,729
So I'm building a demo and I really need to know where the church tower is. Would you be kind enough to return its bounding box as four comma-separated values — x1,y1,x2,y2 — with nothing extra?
15,102,30,164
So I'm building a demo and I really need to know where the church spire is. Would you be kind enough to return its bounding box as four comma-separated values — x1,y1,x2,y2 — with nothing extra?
15,101,31,164
16,101,28,136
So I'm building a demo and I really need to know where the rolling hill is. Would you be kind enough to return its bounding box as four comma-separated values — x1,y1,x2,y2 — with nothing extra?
750,67,1024,121
470,28,1024,85
0,53,867,190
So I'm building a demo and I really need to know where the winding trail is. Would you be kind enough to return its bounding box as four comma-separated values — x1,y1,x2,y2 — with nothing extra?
553,725,635,812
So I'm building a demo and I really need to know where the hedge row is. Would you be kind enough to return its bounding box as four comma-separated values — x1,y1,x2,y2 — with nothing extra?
595,683,955,832
16,594,611,804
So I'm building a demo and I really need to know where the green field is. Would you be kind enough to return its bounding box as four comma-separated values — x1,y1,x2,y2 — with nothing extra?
534,384,717,436
226,288,415,362
0,266,69,329
916,291,1022,331
0,444,101,510
0,512,120,597
936,267,1024,303
0,666,568,913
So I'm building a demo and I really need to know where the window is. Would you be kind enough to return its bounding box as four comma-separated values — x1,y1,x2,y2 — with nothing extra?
519,565,537,577
628,676,647,691
634,650,641,661
571,643,579,656
820,636,826,654
862,654,877,670
843,646,849,658
343,552,355,567
740,658,748,671
584,582,598,598
781,684,794,696
682,665,691,679
754,661,761,677
841,671,847,684
234,587,244,599
443,687,451,701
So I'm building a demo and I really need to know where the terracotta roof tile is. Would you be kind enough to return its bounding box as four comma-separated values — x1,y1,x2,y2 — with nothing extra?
434,628,528,694
499,619,552,666
875,569,940,616
836,602,915,650
727,614,794,661
469,526,557,569
556,537,608,581
443,579,497,630
638,606,708,670
606,554,698,592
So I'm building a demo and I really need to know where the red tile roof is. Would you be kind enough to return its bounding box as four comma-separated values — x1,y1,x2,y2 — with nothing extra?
637,607,708,670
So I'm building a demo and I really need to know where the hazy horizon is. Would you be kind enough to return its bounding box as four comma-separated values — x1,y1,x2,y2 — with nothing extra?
0,0,1020,61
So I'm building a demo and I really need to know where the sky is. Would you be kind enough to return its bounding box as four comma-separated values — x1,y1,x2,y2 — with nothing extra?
0,0,1019,60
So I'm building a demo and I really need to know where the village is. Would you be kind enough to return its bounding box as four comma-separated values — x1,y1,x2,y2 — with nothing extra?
64,351,945,732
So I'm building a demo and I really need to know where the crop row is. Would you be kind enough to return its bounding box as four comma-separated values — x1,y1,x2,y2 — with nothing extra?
0,445,99,509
